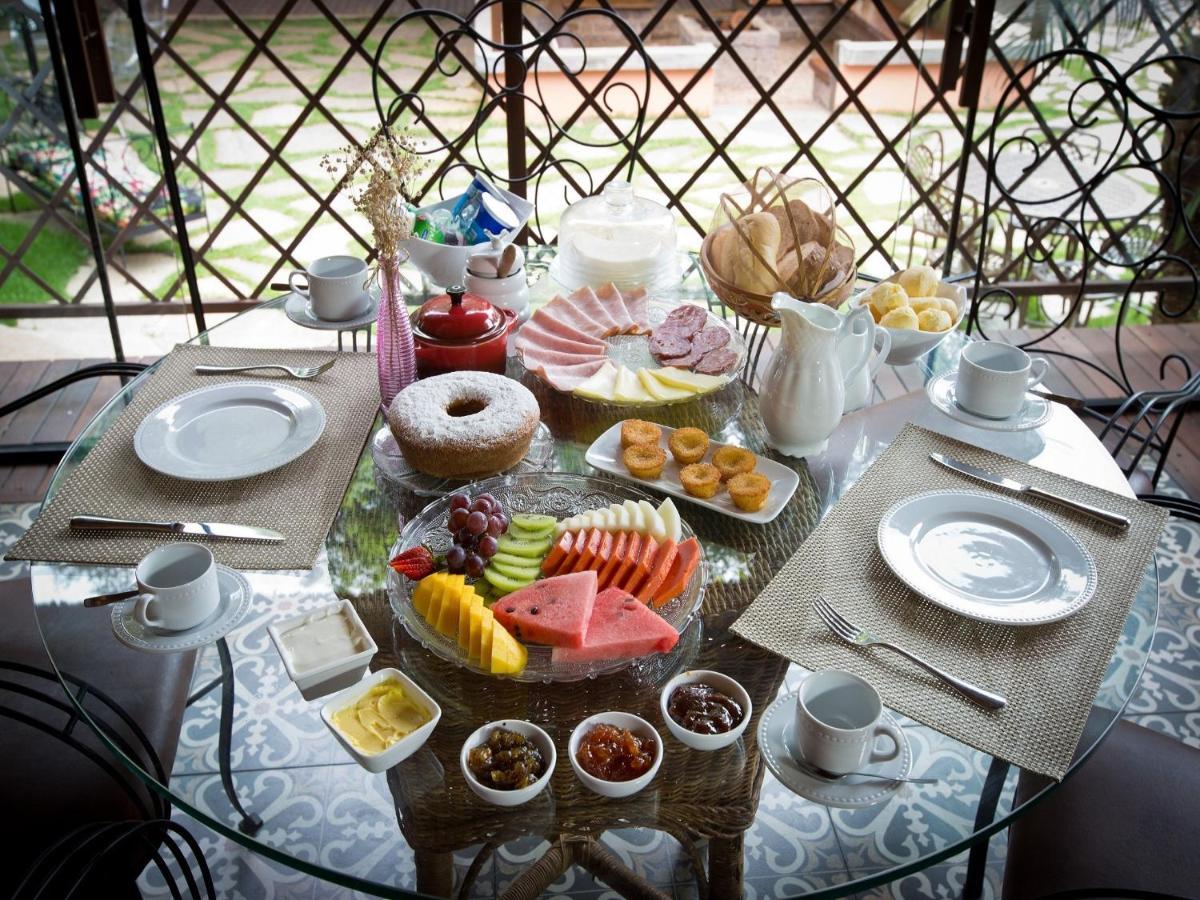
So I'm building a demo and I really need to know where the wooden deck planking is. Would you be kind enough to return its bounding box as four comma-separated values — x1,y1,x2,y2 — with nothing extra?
0,325,1198,504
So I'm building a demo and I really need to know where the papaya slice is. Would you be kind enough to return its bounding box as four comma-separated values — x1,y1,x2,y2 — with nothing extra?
542,531,574,576
651,537,700,607
636,538,677,605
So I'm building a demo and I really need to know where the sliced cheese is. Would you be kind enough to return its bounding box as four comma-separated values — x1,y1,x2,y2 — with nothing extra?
574,361,618,401
613,365,654,403
637,366,691,401
651,366,728,392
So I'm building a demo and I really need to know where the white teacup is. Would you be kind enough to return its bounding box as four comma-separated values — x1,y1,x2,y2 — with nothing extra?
289,255,374,321
133,544,220,632
793,670,903,776
955,341,1049,420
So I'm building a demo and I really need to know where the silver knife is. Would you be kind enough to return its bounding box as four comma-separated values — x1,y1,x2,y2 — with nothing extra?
69,515,284,542
929,453,1131,531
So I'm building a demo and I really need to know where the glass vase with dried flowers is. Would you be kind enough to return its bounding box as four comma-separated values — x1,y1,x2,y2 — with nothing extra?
322,126,425,409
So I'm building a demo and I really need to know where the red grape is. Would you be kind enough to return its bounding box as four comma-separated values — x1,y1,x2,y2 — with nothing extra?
456,527,474,547
478,535,498,558
449,493,470,511
467,510,488,535
485,515,504,537
469,497,493,515
448,508,469,531
492,512,509,534
465,553,485,578
445,546,466,573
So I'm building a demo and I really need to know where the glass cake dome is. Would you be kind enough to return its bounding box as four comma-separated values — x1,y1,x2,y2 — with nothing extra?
549,181,681,294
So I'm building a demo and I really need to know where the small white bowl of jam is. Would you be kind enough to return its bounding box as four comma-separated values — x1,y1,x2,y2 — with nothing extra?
321,668,440,773
569,711,662,798
460,719,556,807
659,669,751,751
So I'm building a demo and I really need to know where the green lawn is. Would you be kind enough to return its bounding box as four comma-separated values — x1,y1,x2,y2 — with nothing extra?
0,216,91,322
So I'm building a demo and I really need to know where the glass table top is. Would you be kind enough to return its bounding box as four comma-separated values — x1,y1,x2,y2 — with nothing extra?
29,250,1157,898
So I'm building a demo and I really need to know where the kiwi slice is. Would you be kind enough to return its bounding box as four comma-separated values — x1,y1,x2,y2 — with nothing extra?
510,514,557,534
496,535,552,558
483,566,534,596
489,559,541,582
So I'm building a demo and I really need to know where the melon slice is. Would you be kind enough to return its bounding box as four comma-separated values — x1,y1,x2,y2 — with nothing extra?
638,500,667,542
574,361,618,401
623,534,659,596
658,498,682,543
652,536,700,607
651,366,728,392
489,624,528,674
435,575,466,637
551,587,680,664
621,499,647,533
636,539,677,605
542,532,574,575
491,571,598,647
637,366,691,401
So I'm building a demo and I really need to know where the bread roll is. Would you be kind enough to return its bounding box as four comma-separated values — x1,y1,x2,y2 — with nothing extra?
880,306,920,330
917,308,952,332
726,212,782,294
864,282,909,318
898,264,938,297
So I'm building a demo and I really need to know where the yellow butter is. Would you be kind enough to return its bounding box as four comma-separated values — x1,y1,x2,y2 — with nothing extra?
332,679,430,755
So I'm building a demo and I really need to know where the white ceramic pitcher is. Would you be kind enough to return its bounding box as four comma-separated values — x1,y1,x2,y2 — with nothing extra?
760,295,875,458
839,305,891,413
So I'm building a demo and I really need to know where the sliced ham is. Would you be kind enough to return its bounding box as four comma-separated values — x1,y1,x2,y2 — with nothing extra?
541,294,610,339
622,286,651,333
595,282,637,334
520,343,604,371
539,358,610,392
517,321,607,357
568,286,623,337
530,307,608,347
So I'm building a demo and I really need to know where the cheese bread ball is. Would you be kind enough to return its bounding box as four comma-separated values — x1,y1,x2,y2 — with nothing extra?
864,282,910,319
917,307,953,332
936,296,960,320
880,306,920,330
908,297,943,316
898,264,938,298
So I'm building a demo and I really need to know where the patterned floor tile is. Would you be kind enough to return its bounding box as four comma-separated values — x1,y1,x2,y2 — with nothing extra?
0,502,37,580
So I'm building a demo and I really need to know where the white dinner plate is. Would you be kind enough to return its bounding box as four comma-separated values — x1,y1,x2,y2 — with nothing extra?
925,370,1051,432
585,421,800,525
134,381,326,481
877,489,1098,626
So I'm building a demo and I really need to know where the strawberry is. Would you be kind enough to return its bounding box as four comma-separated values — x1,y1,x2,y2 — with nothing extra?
389,546,436,581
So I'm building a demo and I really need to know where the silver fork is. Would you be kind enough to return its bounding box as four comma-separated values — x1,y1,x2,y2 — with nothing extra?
813,596,1008,710
195,359,335,379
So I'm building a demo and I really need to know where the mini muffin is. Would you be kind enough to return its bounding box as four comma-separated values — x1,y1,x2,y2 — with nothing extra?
679,463,721,499
727,472,771,512
623,443,667,479
621,419,663,449
668,427,710,465
712,445,756,482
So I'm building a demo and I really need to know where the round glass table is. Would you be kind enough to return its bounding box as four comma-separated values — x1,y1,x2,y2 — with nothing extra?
30,253,1157,898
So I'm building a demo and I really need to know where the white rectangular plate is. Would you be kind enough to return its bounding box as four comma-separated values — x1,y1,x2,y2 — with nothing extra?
585,421,801,524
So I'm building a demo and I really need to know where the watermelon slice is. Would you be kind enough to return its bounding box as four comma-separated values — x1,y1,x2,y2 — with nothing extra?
542,532,574,575
635,539,677,605
569,528,603,573
623,535,659,596
652,537,700,607
596,531,628,590
491,571,598,647
551,587,680,664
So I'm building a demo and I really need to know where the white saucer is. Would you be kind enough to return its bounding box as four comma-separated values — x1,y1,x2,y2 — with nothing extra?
284,284,379,331
134,382,326,481
878,489,1098,625
758,690,913,809
111,566,253,653
370,423,555,497
926,370,1051,432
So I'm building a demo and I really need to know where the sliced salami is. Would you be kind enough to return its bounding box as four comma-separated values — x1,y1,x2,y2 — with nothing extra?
663,303,707,336
648,332,692,358
659,346,703,369
694,347,738,375
691,326,731,354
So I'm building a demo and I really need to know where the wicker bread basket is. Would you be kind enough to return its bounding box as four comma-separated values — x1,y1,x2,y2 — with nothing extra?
701,169,856,328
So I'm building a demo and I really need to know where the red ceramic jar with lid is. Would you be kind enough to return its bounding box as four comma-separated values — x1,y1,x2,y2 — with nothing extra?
411,284,516,378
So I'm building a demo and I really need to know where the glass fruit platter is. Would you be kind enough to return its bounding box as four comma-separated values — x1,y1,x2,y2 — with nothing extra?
515,299,748,407
387,473,708,683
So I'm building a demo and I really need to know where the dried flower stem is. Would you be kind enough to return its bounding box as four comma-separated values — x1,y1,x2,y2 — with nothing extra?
321,126,425,259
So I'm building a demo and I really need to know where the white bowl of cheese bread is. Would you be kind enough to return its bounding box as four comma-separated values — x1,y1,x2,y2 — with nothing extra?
850,265,966,366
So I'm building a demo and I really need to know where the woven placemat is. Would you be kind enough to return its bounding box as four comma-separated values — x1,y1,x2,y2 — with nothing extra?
732,423,1167,780
7,344,380,571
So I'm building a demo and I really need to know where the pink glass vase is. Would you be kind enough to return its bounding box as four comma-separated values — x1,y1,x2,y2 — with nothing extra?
376,253,417,410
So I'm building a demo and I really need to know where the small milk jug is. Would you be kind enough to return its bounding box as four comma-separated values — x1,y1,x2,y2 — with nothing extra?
760,294,874,458
839,306,891,413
